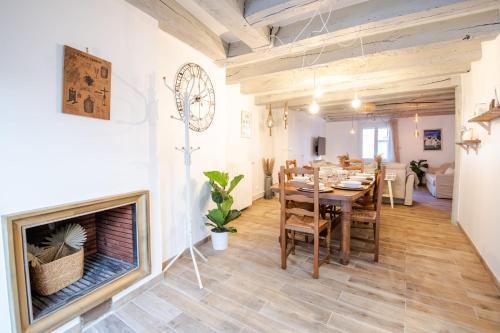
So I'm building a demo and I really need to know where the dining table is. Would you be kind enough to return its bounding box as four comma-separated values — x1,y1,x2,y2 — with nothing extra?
271,180,375,265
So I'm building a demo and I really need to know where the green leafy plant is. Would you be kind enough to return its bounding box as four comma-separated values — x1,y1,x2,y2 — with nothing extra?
204,171,244,233
409,159,429,183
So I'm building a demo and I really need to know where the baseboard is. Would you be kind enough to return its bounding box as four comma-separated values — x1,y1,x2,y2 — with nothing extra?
161,235,211,271
252,191,264,201
457,222,500,292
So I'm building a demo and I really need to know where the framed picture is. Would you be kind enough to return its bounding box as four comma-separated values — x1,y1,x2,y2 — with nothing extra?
423,129,442,150
241,110,252,138
62,45,112,120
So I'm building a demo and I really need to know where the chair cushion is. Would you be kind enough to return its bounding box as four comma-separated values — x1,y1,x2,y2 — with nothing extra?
285,215,329,233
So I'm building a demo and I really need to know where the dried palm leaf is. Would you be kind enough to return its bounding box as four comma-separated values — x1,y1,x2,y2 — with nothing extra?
42,224,87,261
27,244,45,268
262,158,275,176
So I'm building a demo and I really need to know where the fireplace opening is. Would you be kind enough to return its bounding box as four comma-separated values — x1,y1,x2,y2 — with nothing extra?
24,203,138,322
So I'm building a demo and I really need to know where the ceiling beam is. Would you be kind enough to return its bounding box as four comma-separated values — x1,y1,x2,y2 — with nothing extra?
227,12,494,84
220,0,500,66
189,0,270,50
325,109,456,122
125,0,227,60
258,75,460,108
252,63,468,104
244,0,370,27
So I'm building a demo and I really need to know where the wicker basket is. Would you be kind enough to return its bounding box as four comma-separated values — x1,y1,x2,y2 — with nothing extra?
30,248,84,296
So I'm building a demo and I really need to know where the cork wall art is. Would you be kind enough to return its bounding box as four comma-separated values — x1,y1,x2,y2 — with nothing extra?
62,46,111,120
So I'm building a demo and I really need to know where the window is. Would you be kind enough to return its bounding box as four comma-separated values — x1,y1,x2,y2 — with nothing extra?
362,126,389,160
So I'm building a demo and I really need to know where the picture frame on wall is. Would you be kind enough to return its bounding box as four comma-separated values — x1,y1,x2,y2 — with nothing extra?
423,129,442,151
241,110,252,138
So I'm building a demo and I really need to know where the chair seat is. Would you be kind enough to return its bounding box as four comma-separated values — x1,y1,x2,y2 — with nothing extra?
285,215,329,234
351,209,377,223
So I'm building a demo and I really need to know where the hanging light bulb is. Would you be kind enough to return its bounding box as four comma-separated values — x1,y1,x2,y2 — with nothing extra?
309,100,319,114
414,105,420,137
314,87,323,98
266,104,274,136
351,93,361,109
350,116,356,134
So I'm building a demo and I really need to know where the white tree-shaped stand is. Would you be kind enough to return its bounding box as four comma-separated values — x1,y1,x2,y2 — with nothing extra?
162,77,207,289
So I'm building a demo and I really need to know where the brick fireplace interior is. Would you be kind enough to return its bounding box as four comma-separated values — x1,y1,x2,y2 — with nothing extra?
25,203,138,322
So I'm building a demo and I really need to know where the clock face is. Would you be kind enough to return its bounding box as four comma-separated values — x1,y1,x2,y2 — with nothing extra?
174,63,215,132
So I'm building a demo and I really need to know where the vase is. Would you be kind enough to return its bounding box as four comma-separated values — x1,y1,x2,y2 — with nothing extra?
211,230,228,250
264,175,274,199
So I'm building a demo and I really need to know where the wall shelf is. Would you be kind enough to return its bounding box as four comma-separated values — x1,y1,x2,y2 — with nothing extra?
456,139,481,154
468,106,500,133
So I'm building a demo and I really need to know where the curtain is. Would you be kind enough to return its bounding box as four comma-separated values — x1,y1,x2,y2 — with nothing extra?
389,118,400,163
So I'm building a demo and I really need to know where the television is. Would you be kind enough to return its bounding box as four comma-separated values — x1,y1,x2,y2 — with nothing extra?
314,136,326,156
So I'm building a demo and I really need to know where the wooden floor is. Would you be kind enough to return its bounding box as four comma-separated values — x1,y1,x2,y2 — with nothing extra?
85,189,500,333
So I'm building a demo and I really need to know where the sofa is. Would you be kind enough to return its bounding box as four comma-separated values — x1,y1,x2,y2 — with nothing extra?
425,162,454,199
383,163,416,206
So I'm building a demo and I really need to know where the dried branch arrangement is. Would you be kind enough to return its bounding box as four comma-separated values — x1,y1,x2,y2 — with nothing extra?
262,158,275,176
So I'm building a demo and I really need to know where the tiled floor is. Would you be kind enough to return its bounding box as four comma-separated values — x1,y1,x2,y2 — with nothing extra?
85,188,500,333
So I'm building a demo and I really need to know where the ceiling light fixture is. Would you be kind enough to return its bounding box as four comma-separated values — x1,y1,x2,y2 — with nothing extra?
314,87,324,98
351,93,361,109
414,104,420,138
350,116,356,134
309,101,319,114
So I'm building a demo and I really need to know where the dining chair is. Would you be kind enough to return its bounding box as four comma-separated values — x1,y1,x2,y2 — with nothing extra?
279,166,331,278
346,158,364,172
354,169,381,210
350,166,385,262
285,159,298,180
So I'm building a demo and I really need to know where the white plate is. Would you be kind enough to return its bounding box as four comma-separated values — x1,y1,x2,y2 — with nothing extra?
341,180,362,188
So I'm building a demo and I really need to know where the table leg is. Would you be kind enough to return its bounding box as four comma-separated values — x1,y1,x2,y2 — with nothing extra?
340,200,352,265
388,180,394,209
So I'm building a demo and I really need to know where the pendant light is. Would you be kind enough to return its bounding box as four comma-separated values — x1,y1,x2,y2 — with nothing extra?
351,93,361,109
414,105,420,138
283,101,289,129
309,101,319,114
313,71,323,98
267,104,274,136
350,116,356,134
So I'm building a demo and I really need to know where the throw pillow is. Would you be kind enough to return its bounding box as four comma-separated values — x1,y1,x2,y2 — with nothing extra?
444,167,454,175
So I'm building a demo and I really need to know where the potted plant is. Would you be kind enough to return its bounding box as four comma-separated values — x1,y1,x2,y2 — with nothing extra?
203,171,244,250
409,159,429,184
262,158,275,199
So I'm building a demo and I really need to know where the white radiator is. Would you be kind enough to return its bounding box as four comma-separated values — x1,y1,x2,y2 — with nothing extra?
227,161,252,210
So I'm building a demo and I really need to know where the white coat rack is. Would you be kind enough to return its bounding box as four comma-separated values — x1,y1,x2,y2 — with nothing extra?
162,77,207,289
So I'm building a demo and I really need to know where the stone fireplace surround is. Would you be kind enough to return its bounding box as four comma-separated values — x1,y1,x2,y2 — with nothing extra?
3,191,151,333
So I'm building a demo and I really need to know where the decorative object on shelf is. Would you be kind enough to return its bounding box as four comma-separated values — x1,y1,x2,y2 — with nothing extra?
283,101,289,129
174,63,215,132
423,129,442,150
203,171,244,251
456,139,481,154
27,224,87,295
241,110,252,138
469,99,500,134
263,158,275,199
409,159,429,184
62,46,111,120
266,105,274,136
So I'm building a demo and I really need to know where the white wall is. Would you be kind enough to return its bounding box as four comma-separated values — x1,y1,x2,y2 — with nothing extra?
457,35,500,282
287,111,326,166
398,115,455,167
0,1,162,331
325,115,455,167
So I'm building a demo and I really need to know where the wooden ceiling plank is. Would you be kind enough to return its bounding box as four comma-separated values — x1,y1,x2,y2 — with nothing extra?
125,0,227,60
190,0,269,49
258,75,460,108
244,0,370,27
220,0,500,66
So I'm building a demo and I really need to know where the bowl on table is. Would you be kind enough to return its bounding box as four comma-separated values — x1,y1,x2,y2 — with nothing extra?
340,180,362,189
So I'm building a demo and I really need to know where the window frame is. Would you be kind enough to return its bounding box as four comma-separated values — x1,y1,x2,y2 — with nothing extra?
361,124,390,161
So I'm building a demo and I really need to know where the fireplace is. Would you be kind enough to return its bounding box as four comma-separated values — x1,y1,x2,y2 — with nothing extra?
3,191,151,333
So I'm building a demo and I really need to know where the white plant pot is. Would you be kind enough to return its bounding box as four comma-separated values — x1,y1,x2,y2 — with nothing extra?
211,230,228,250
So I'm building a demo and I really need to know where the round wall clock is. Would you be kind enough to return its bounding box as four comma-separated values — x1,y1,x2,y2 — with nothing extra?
174,63,215,132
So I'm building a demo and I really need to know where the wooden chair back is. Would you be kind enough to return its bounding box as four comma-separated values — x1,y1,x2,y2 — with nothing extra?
285,160,298,180
279,166,320,229
374,166,386,218
348,158,364,172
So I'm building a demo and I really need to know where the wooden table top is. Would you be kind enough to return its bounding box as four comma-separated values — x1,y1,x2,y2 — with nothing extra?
271,182,373,202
